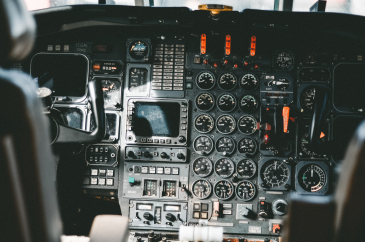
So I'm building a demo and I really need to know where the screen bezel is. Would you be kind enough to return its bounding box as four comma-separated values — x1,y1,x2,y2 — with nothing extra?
30,52,89,104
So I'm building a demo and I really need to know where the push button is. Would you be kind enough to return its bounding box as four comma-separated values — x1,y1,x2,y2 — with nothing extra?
91,178,98,185
106,179,114,186
107,170,114,177
99,178,106,185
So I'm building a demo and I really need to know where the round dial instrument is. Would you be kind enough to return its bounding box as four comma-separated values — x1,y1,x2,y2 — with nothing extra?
192,157,213,177
240,95,258,113
238,138,257,155
216,115,236,134
236,181,256,201
237,159,257,179
217,93,237,112
195,93,215,111
300,87,316,112
195,114,214,133
240,73,259,91
129,40,149,60
238,115,257,135
275,52,293,70
214,180,234,200
192,179,212,199
260,160,290,188
215,158,235,178
299,132,326,158
193,136,214,155
298,164,326,192
102,79,121,109
196,71,216,90
275,78,290,91
272,199,288,216
218,73,237,91
216,137,236,156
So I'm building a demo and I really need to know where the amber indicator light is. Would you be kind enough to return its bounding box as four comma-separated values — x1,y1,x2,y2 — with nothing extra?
250,36,256,56
225,35,231,55
201,34,207,55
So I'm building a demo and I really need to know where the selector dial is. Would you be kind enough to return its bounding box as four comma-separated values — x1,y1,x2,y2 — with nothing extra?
192,179,212,199
192,157,213,177
272,199,288,216
215,158,235,178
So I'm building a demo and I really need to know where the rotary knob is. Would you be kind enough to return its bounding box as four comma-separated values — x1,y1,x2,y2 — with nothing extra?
165,213,176,222
143,212,153,221
144,151,151,158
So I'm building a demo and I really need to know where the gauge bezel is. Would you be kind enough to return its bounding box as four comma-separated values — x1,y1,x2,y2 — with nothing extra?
273,50,295,71
295,161,329,195
215,136,236,156
194,114,215,134
238,115,258,135
217,72,238,91
214,158,235,178
193,135,214,155
239,94,259,113
192,157,214,178
195,92,215,112
192,179,212,199
214,180,235,200
126,38,151,62
236,159,257,179
236,180,257,201
258,158,292,191
237,137,258,155
239,73,259,92
216,114,236,135
216,93,237,113
272,199,288,216
195,71,216,91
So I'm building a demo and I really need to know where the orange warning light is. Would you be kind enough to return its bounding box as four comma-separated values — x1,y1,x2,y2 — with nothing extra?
320,132,326,139
250,36,256,56
201,34,207,55
225,35,231,55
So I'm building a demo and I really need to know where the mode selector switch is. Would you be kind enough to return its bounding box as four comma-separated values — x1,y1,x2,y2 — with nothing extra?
160,152,168,159
125,147,187,162
144,151,151,158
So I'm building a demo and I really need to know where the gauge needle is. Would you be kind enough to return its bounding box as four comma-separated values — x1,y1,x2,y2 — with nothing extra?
311,168,313,177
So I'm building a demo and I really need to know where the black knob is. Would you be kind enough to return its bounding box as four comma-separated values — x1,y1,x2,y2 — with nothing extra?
177,153,185,159
242,207,253,219
143,212,153,221
161,237,167,242
165,213,176,222
178,136,186,143
238,237,245,242
160,152,168,158
137,237,142,242
144,151,151,158
232,174,239,183
128,151,135,157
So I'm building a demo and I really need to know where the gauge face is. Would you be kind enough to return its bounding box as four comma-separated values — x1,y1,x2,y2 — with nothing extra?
275,78,290,91
236,181,256,201
237,159,256,179
192,179,212,199
196,71,216,90
300,87,316,112
240,73,259,91
216,115,236,134
272,199,288,216
240,95,258,113
214,180,234,200
298,164,326,192
102,79,121,109
129,40,149,60
193,136,214,155
215,158,235,178
193,157,213,177
217,93,237,112
195,93,215,111
238,115,257,135
218,73,237,91
238,138,257,154
275,52,293,70
299,132,327,158
195,114,214,133
260,160,290,188
216,137,236,156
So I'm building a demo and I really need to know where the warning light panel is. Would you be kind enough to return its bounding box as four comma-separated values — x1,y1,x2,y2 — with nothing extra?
225,35,231,55
250,36,256,56
201,34,207,55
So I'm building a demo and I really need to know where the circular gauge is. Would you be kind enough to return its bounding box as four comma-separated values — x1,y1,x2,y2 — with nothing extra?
300,87,316,112
237,159,257,179
298,164,327,192
193,157,213,177
238,115,258,135
215,137,236,156
240,73,259,91
216,115,236,134
240,95,258,113
215,158,235,178
214,180,234,200
192,179,212,199
275,78,290,91
260,160,290,188
299,132,327,158
217,93,237,112
193,136,214,155
196,71,216,90
218,73,237,91
238,138,257,155
195,114,214,133
272,199,288,216
236,181,256,201
275,52,293,70
195,93,215,111
129,40,149,60
101,79,121,109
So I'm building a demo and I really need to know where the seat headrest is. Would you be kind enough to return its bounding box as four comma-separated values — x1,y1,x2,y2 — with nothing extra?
0,0,36,64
